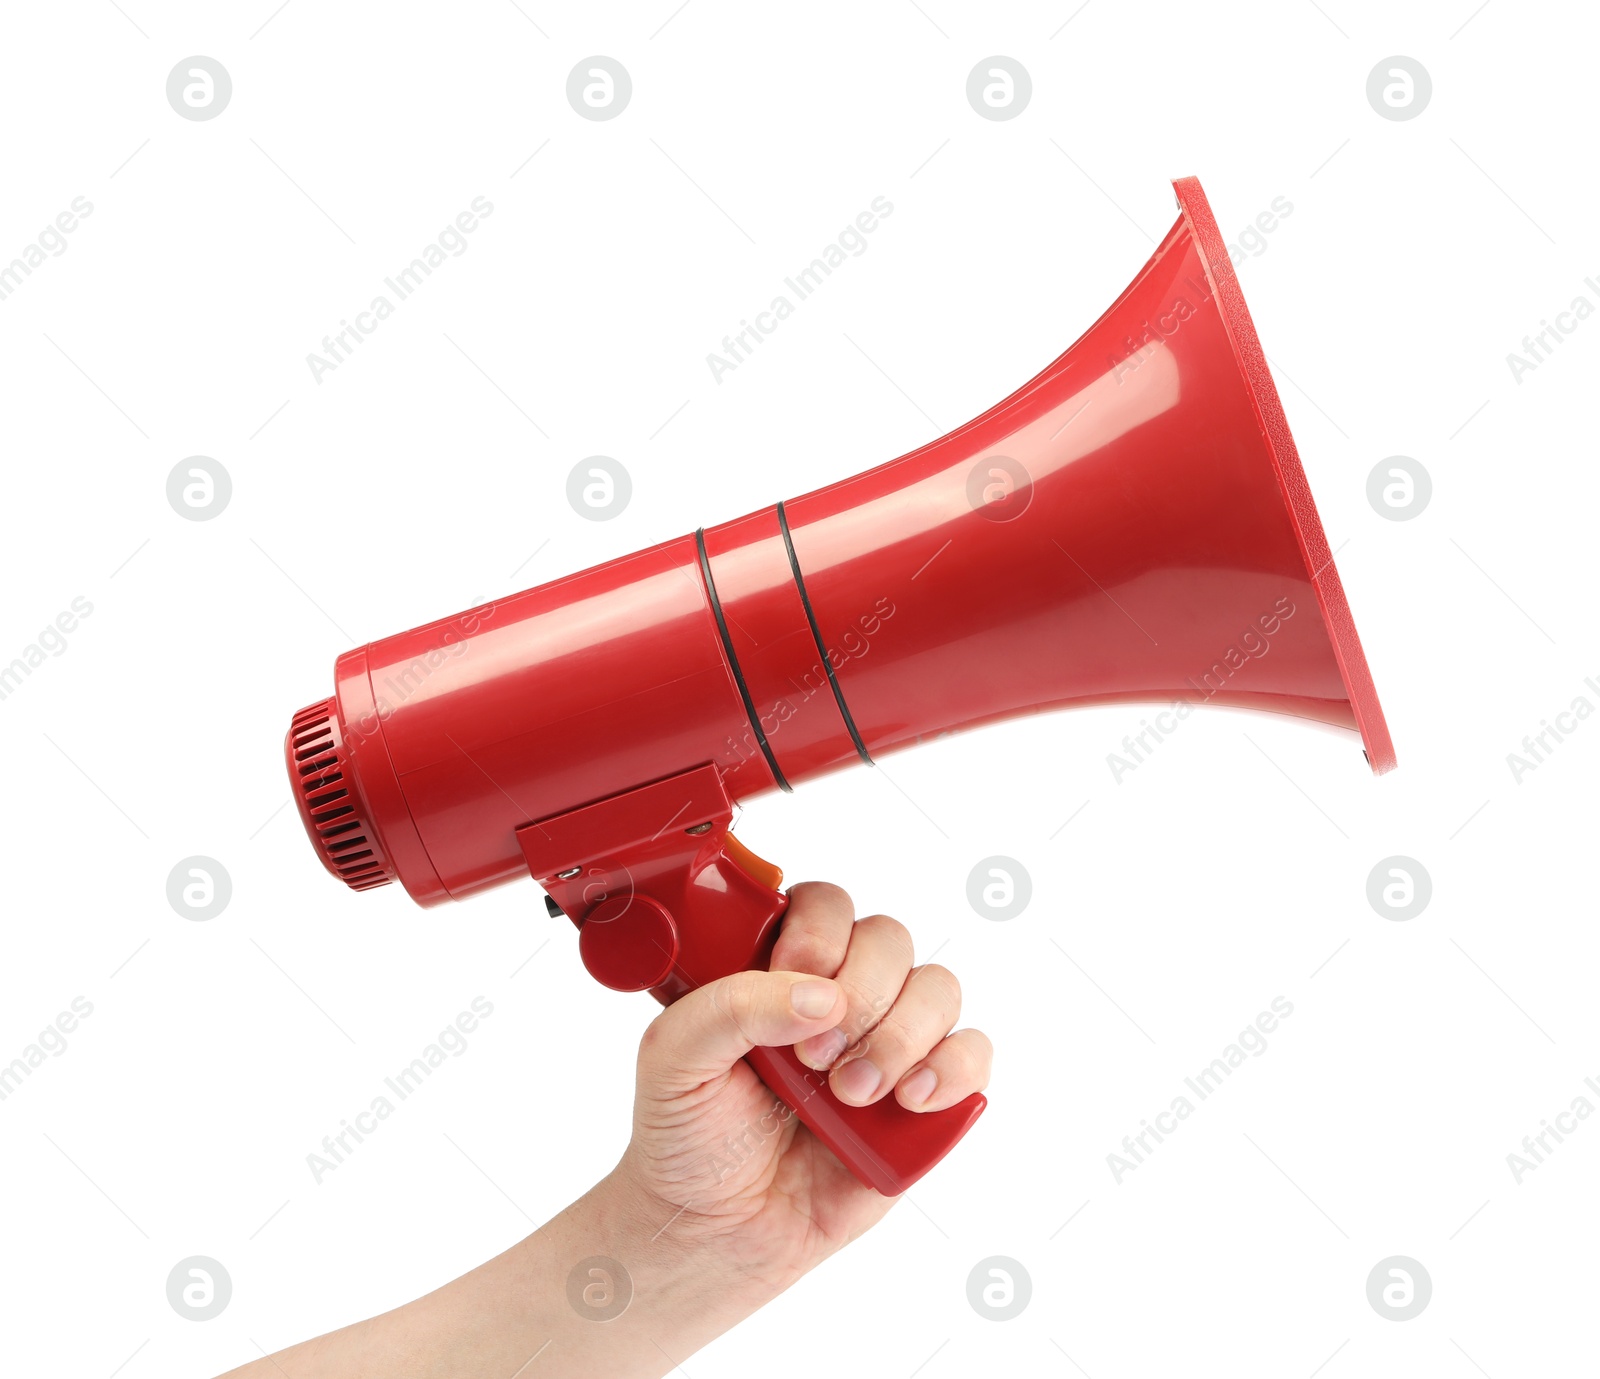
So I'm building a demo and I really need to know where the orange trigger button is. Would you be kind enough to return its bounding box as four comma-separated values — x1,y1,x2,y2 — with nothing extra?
724,834,783,893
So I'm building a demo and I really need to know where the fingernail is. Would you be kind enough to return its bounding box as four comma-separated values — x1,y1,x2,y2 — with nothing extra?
900,1067,937,1106
790,980,837,1018
834,1057,882,1103
801,1028,848,1068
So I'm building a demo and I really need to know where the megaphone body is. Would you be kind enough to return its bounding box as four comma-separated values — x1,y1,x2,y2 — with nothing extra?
287,177,1394,1195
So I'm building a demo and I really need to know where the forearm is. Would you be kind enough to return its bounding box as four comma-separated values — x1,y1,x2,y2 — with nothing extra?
221,1170,774,1379
219,890,989,1375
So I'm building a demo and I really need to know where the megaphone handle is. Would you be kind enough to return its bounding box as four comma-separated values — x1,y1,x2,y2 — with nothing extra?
725,835,988,1195
519,765,986,1193
743,1041,986,1196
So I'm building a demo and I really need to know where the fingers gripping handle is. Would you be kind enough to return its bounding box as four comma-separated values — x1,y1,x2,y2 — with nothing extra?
518,763,986,1194
721,831,986,1193
746,1044,986,1196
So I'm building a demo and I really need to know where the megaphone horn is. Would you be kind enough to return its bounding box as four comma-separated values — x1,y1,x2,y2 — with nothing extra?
762,175,1393,778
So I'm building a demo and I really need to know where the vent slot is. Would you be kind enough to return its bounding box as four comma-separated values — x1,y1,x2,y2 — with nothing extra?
287,698,395,894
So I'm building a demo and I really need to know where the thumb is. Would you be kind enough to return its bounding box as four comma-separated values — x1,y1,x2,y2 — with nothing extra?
638,970,845,1096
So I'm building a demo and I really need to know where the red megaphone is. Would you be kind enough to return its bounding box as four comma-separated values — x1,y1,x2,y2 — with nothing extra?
286,176,1394,1196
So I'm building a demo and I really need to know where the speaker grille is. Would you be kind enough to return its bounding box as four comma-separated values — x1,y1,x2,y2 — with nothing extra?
288,699,394,892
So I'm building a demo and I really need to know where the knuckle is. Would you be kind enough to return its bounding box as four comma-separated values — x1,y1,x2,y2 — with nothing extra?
858,912,913,956
946,1029,993,1082
779,934,846,977
858,1013,920,1069
720,971,766,1039
637,1010,670,1059
790,879,853,914
916,963,962,1016
838,972,896,1035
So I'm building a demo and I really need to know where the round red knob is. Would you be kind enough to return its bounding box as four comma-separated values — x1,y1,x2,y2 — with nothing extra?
578,894,679,993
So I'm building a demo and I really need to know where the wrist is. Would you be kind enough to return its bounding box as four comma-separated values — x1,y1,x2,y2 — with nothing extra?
586,1161,785,1316
513,1166,780,1378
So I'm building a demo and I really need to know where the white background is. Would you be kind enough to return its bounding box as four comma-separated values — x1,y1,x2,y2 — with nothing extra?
1,2,1595,1375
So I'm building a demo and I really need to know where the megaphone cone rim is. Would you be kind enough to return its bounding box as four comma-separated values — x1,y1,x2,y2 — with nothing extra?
1171,175,1397,775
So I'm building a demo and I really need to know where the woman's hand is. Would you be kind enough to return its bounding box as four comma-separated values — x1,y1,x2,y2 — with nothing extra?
610,881,993,1301
221,882,990,1379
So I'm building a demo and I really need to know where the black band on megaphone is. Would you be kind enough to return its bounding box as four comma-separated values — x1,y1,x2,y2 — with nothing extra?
695,526,792,792
776,501,873,768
